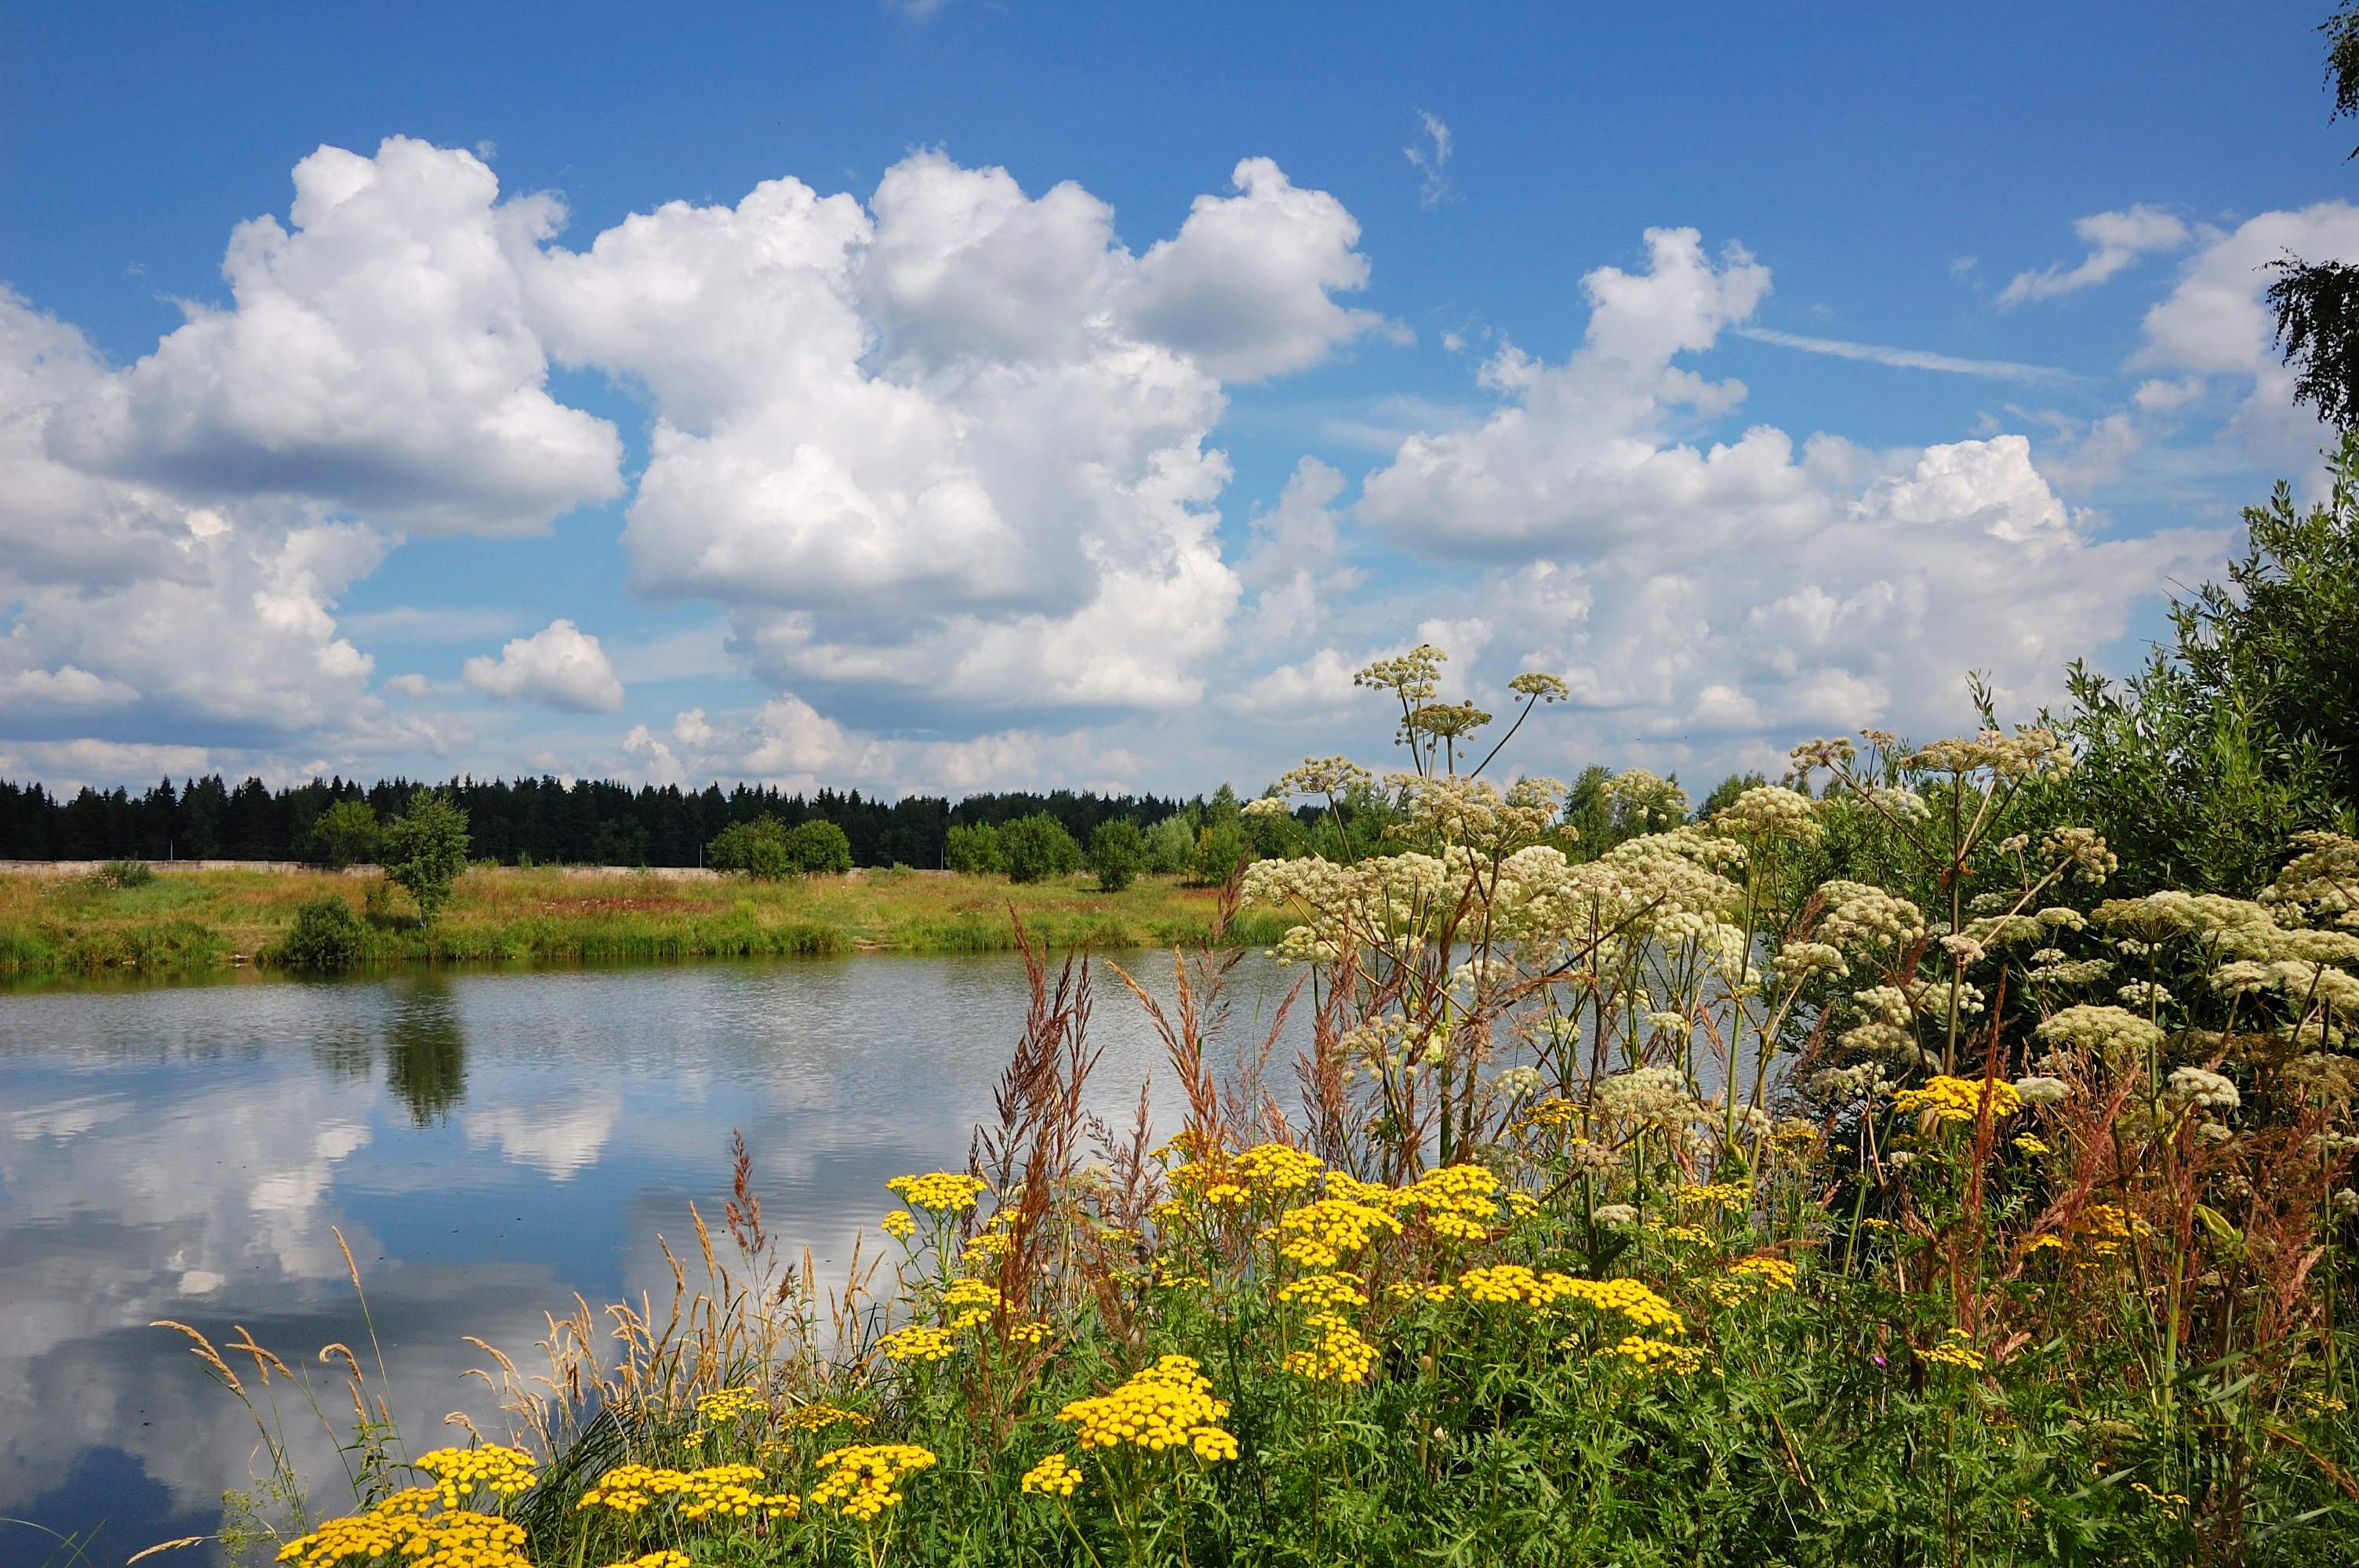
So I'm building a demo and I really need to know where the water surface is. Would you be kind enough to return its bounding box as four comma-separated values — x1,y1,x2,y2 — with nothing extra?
0,954,1305,1567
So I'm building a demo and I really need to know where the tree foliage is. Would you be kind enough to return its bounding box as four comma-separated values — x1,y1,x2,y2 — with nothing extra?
1000,813,1082,884
943,822,1005,875
2061,436,2359,892
1086,818,1146,891
380,790,471,928
309,798,381,869
278,895,367,971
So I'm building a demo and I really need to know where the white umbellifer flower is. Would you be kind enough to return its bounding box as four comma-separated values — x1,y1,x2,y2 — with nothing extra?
2037,1004,2165,1061
1808,1064,1888,1100
2012,1075,2070,1105
1241,795,1291,819
1711,784,1823,843
1887,1150,1919,1170
1592,1203,1638,1227
1772,942,1849,981
2117,980,2174,1011
1941,934,1989,967
1492,1065,1542,1098
1867,786,1932,823
2166,1066,2241,1115
1590,1066,1707,1128
1817,880,1928,952
2041,826,2117,885
2332,1188,2359,1220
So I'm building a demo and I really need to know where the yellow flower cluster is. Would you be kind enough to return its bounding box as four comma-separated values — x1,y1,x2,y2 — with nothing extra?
1558,1276,1685,1334
1056,1355,1238,1461
1395,1164,1503,1240
1921,1330,1986,1371
2130,1481,2190,1513
1385,1280,1457,1303
278,1507,532,1568
695,1385,763,1425
881,1211,916,1241
960,1209,1019,1266
774,1401,871,1433
1503,1191,1541,1221
808,1444,938,1523
1673,1181,1750,1212
414,1446,538,1508
1596,1335,1705,1374
943,1276,1006,1328
2012,1134,2052,1156
1658,1224,1716,1246
1281,1312,1379,1382
1514,1096,1581,1131
598,1552,689,1568
1274,1198,1401,1268
1230,1142,1326,1194
1276,1271,1369,1308
877,1325,956,1363
1890,1075,2022,1124
887,1171,987,1214
1710,1256,1798,1303
2071,1203,2150,1258
1006,1319,1054,1345
1459,1264,1582,1307
576,1464,797,1521
1020,1453,1085,1497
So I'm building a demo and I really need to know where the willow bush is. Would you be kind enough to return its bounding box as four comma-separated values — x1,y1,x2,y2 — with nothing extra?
162,644,2359,1567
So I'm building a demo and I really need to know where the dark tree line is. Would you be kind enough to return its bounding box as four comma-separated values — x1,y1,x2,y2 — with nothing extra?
0,772,1198,871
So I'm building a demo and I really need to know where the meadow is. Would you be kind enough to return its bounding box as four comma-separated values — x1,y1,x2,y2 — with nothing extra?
0,866,1287,978
140,646,2359,1567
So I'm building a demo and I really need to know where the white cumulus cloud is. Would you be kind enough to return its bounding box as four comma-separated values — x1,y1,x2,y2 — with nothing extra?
463,619,625,712
1998,204,2191,307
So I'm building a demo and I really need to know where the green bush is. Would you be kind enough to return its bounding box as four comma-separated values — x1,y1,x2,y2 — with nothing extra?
278,895,366,971
707,816,792,878
308,798,381,869
91,858,154,889
1186,822,1250,886
943,821,1006,875
1001,812,1082,884
380,789,471,928
783,818,853,875
1086,818,1146,891
1142,814,1194,875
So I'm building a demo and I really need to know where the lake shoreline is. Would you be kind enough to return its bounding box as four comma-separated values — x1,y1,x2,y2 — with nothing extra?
0,865,1289,980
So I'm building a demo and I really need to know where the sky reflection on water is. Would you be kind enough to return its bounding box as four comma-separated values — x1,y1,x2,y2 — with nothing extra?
0,953,1305,1568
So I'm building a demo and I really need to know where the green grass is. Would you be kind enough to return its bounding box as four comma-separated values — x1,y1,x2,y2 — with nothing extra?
0,866,1287,978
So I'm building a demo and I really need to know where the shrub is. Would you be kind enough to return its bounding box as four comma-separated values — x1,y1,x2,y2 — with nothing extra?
90,858,154,889
1086,818,1146,891
943,821,1006,876
278,895,365,971
1186,822,1250,886
380,789,471,928
308,798,381,869
783,818,852,875
1142,813,1195,875
707,816,792,879
1001,812,1082,884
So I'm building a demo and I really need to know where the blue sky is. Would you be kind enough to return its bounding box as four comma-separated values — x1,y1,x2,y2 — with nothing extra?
2,0,2351,799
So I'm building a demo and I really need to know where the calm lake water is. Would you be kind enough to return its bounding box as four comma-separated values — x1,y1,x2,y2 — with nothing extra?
0,954,1307,1568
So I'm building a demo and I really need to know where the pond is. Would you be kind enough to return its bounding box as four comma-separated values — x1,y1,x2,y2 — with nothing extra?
0,953,1308,1568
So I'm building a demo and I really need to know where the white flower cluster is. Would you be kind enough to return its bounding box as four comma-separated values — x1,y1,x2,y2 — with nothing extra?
1866,785,1932,823
2036,1004,2165,1065
1816,881,1928,953
2011,1074,2071,1105
2165,1066,2241,1116
1903,728,2074,781
2265,831,2359,927
2041,827,2117,885
1709,784,1822,844
1589,1066,1710,1133
1772,941,1849,982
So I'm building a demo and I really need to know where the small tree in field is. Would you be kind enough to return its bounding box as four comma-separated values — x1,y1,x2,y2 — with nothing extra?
380,789,471,928
708,816,792,879
783,819,853,875
943,822,1005,875
310,798,380,869
1001,813,1082,884
1087,818,1146,891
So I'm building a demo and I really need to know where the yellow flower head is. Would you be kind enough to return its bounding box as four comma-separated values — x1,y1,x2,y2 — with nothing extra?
809,1444,937,1523
1891,1075,2021,1125
413,1445,538,1508
886,1171,987,1214
1281,1311,1379,1383
1921,1328,1986,1371
1274,1199,1401,1268
696,1385,764,1425
1275,1271,1369,1308
1020,1453,1085,1497
1056,1355,1237,1461
1595,1335,1706,1374
774,1401,872,1434
1709,1255,1798,1304
877,1325,957,1364
881,1211,917,1241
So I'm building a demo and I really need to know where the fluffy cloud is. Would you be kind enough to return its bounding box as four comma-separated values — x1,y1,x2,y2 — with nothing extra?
50,138,623,534
537,150,1386,731
1999,204,2191,307
1349,227,2223,765
462,619,625,712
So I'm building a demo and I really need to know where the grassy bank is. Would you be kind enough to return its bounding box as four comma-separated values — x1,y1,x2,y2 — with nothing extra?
0,866,1289,978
